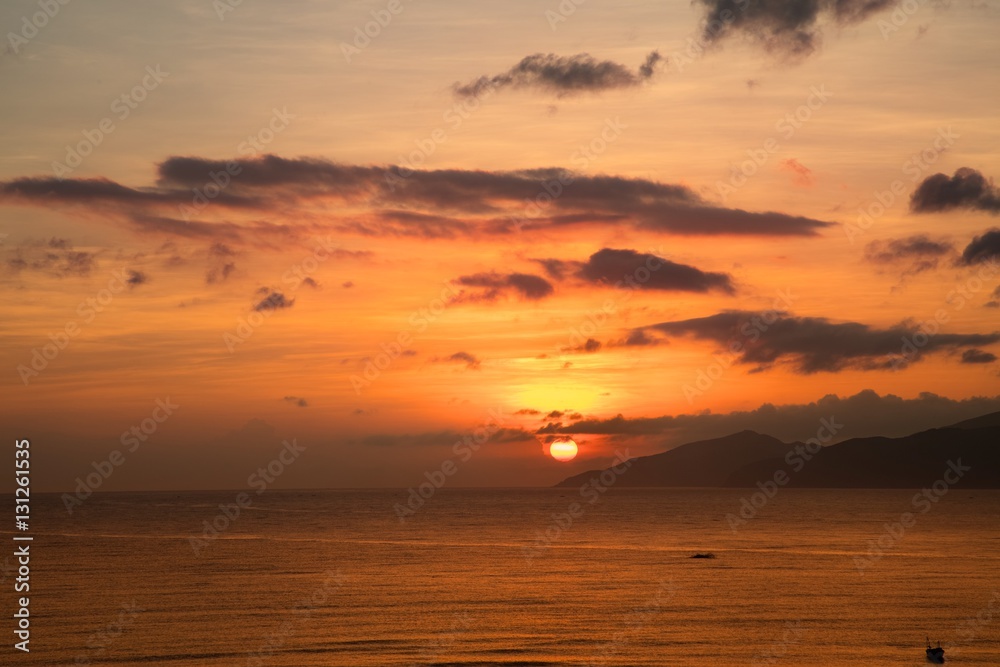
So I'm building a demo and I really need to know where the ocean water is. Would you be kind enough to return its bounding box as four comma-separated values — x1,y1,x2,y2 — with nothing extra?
5,488,999,666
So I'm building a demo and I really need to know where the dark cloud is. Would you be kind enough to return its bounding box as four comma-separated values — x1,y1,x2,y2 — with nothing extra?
961,349,997,364
696,0,895,60
253,290,294,312
0,156,835,239
863,235,954,275
300,277,320,289
453,51,662,99
986,286,1000,309
283,396,309,407
543,389,1000,447
911,168,1000,214
515,408,541,415
125,269,147,287
958,229,1000,266
441,351,481,369
342,281,354,288
570,338,602,353
578,248,735,294
618,329,661,347
452,272,554,302
641,310,1000,373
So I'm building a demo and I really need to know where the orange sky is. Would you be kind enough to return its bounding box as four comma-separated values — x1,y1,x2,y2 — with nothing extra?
1,0,998,491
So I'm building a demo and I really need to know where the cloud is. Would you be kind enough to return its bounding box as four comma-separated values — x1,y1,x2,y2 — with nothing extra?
206,262,236,284
360,428,531,448
617,329,661,347
201,242,237,284
577,248,735,294
986,286,1000,309
5,237,96,277
910,168,1000,214
639,310,1000,373
452,272,554,302
780,158,814,187
696,0,895,60
515,408,541,415
542,389,1000,447
0,156,835,240
958,229,1000,266
300,277,320,289
283,395,309,407
863,234,954,275
572,338,603,353
961,349,997,364
253,290,294,312
453,51,662,99
440,351,481,369
125,269,148,287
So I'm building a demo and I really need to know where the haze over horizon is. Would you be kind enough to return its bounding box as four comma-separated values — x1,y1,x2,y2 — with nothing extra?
2,0,999,492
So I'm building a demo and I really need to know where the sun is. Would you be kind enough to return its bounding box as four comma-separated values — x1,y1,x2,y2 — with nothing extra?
548,438,578,462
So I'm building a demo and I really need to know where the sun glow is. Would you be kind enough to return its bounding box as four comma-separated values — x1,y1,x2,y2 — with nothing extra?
549,438,578,462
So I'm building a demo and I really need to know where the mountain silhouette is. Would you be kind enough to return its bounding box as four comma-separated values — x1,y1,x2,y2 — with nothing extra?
555,412,1000,489
555,430,795,488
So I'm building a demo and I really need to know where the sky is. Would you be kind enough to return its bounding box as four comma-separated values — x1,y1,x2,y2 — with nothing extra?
1,0,999,492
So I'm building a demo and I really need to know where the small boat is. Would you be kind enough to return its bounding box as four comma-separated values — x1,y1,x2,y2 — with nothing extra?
926,637,945,663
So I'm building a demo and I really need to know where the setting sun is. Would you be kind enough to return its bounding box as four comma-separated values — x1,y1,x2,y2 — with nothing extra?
549,439,579,462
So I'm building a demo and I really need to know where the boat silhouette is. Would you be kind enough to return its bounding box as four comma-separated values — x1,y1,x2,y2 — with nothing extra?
925,637,945,663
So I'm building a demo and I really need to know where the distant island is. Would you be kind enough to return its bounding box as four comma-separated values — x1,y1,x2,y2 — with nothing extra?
555,411,1000,489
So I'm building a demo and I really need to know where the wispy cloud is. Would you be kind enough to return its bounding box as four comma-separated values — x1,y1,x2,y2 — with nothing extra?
453,51,662,99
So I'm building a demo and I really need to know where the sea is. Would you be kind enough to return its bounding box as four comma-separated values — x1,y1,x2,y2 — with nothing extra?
4,488,999,666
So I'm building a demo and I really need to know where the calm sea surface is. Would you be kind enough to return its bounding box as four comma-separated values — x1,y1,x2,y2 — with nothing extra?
4,489,999,666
